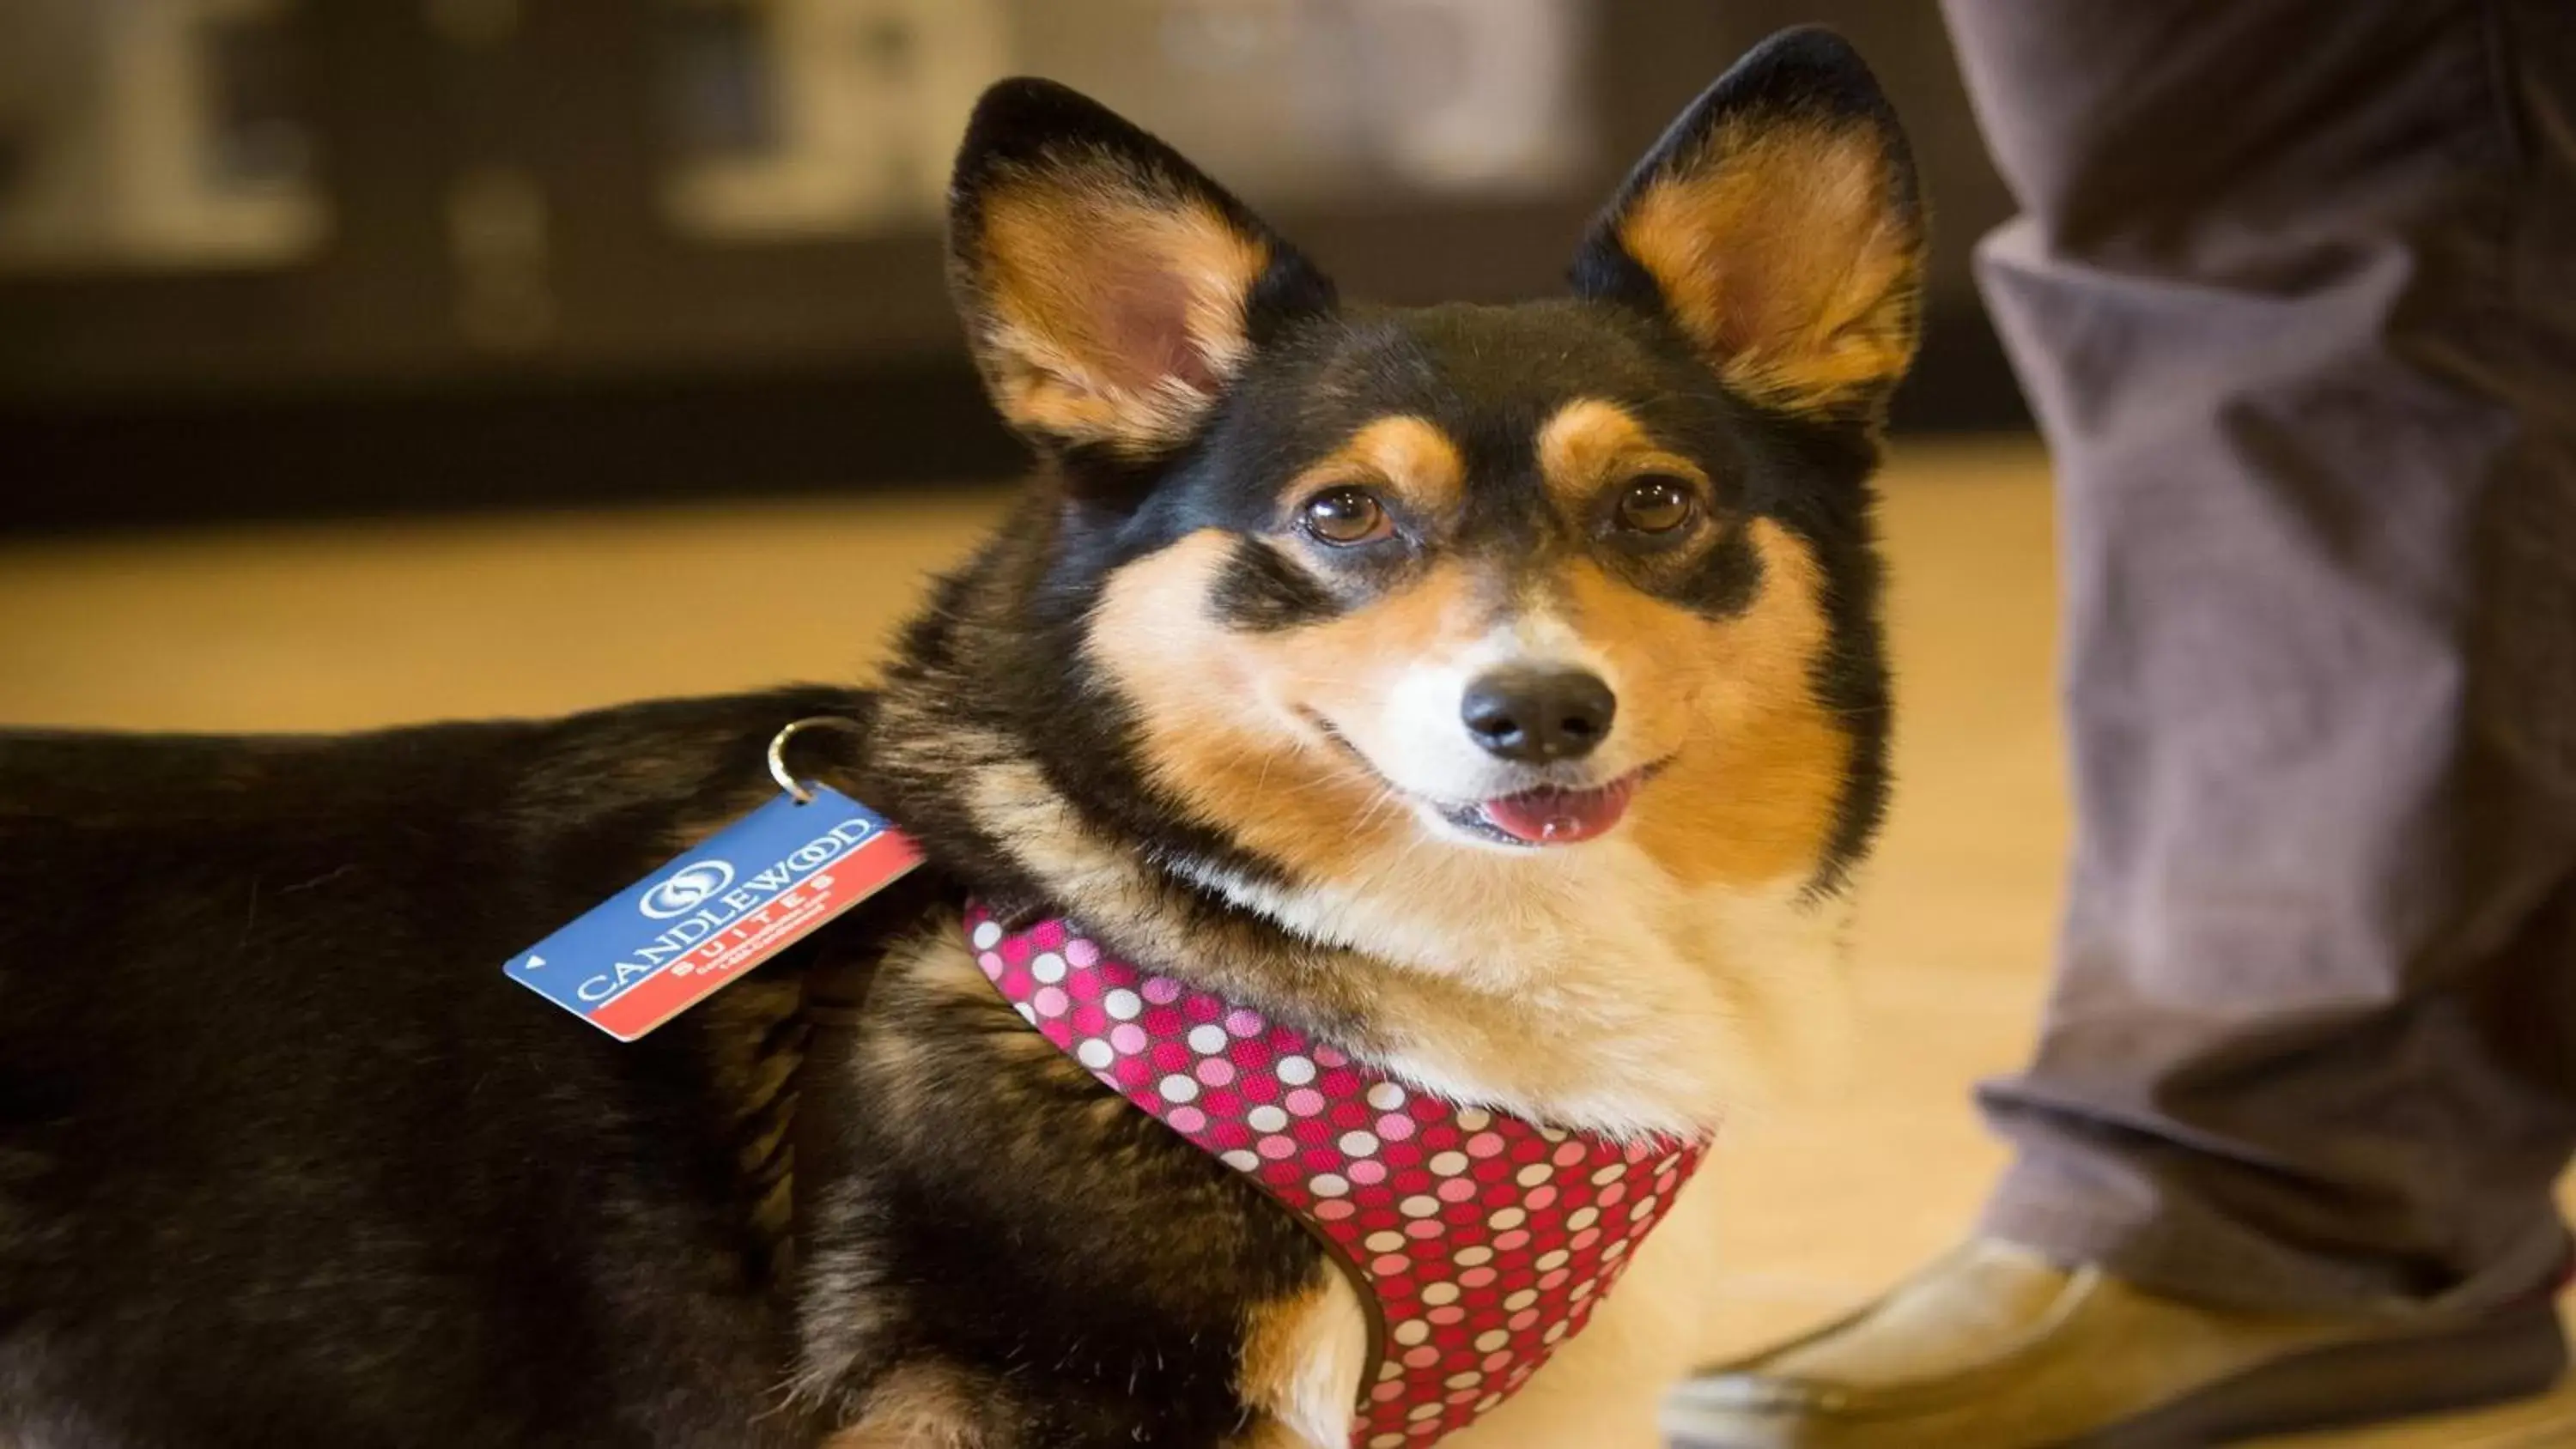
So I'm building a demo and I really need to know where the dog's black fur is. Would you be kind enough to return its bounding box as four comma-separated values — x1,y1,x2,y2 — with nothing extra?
0,27,1920,1448
0,696,1334,1447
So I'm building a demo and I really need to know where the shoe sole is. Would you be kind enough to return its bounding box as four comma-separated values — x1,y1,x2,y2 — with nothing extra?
2071,1300,2568,1449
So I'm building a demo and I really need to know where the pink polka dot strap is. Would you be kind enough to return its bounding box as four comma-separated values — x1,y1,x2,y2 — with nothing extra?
965,906,1712,1447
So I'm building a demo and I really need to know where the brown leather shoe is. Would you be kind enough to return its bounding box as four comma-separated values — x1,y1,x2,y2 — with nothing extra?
1662,1240,2567,1448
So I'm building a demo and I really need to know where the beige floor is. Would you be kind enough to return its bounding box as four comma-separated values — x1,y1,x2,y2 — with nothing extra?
3,440,2571,1445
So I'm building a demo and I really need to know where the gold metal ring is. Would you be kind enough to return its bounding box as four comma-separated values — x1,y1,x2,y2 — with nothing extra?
766,715,865,803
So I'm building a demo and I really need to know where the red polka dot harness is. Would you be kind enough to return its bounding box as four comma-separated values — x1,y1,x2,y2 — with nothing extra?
965,906,1713,1447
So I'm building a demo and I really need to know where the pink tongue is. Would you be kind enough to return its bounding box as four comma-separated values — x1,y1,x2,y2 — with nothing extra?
1479,780,1637,845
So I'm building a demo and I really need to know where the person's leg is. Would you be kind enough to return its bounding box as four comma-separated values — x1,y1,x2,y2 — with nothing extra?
1668,2,2576,1444
1965,0,2576,1318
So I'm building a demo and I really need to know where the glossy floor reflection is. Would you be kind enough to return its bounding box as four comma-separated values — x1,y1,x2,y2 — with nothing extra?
3,439,2568,1444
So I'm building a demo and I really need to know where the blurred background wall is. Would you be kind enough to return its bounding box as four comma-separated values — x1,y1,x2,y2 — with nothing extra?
0,0,2026,534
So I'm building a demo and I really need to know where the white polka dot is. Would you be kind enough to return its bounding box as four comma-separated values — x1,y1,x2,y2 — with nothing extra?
1310,1173,1350,1197
1429,1151,1469,1176
1591,1162,1627,1186
1539,1126,1568,1143
970,920,1002,949
1012,1003,1037,1024
1456,1108,1492,1131
1247,1105,1289,1132
1504,1288,1538,1311
1491,1206,1527,1229
1394,1319,1431,1346
1604,1240,1631,1260
1220,1149,1261,1172
1477,1394,1503,1413
1408,1403,1443,1422
1277,1055,1316,1086
1454,1246,1493,1267
1443,1371,1483,1390
1157,1074,1200,1104
1030,951,1066,984
1104,989,1142,1020
1567,1206,1600,1231
1371,1435,1406,1448
1543,1322,1569,1344
1631,1195,1660,1220
1516,1162,1552,1186
1421,1282,1461,1306
1571,1278,1597,1300
1366,1082,1406,1110
1474,1329,1510,1353
1075,1039,1115,1070
1537,1248,1571,1270
1366,1231,1406,1253
1186,1023,1228,1055
1400,1195,1440,1218
1339,1131,1380,1157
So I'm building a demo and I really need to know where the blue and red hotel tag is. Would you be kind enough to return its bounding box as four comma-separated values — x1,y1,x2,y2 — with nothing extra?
504,785,921,1040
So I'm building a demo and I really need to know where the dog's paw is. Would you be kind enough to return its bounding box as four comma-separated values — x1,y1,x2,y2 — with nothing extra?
824,1362,987,1449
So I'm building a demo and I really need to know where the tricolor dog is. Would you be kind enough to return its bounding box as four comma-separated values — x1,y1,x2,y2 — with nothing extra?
0,27,1921,1449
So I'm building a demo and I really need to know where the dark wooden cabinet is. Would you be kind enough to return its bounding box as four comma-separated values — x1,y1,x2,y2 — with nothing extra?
0,2,2022,530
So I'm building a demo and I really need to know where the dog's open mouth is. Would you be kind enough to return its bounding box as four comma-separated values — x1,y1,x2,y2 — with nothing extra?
1443,774,1643,847
1302,710,1657,847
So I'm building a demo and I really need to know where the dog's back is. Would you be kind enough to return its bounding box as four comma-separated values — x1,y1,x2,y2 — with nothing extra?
0,693,868,1448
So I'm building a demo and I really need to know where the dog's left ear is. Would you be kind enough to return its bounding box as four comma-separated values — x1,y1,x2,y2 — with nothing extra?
1573,27,1926,422
947,79,1335,464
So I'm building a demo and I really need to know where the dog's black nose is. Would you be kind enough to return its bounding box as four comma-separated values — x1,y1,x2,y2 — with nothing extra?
1461,667,1617,762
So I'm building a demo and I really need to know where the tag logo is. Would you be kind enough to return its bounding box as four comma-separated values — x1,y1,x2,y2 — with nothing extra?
640,860,735,919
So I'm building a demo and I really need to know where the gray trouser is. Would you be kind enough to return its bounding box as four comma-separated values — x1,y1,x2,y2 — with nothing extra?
1944,0,2576,1313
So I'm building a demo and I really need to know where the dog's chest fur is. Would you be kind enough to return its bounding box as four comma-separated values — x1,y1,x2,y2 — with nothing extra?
1186,835,1848,1137
792,836,1844,1447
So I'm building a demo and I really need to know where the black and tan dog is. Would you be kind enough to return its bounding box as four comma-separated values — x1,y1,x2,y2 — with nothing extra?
0,27,1921,1449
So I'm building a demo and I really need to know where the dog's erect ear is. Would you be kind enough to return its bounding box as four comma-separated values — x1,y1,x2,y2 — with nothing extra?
947,79,1334,461
1573,27,1925,421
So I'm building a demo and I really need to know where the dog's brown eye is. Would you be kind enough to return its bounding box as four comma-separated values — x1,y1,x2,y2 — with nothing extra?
1616,476,1696,534
1301,487,1393,546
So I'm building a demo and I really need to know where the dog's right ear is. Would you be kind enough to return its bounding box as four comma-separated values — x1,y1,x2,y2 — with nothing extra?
946,79,1335,466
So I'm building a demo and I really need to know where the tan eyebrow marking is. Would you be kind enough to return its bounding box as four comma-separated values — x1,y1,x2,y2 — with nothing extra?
1534,398,1708,512
1283,414,1467,518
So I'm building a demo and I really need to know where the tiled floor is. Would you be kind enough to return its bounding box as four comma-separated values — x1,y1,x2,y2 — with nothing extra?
3,440,2569,1444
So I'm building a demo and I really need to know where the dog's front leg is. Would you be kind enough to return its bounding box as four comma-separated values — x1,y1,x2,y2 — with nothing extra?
1433,1167,1722,1449
1236,1268,1372,1448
